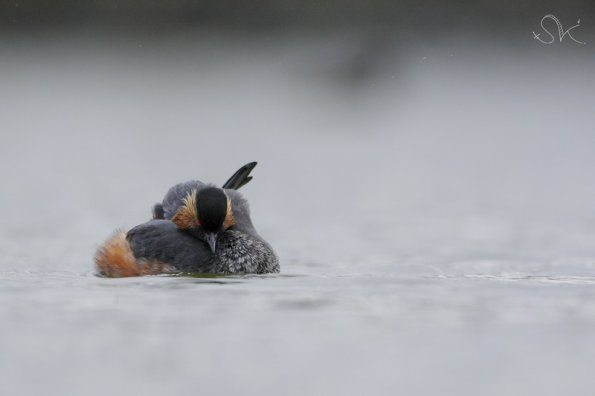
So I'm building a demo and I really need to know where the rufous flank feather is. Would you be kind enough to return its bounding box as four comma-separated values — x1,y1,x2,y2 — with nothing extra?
95,231,176,277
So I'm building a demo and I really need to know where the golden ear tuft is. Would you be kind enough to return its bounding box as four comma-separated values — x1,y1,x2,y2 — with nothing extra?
171,189,199,229
223,195,235,229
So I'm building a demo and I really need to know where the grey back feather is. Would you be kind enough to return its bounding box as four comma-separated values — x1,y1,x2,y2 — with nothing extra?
161,180,205,219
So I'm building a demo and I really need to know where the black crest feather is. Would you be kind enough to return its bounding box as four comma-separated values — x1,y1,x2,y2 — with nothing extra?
222,162,257,190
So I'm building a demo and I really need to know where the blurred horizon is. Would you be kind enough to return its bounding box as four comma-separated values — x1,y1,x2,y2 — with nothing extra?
2,0,593,33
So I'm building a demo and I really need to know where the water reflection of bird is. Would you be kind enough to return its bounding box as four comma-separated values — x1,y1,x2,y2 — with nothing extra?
95,162,279,277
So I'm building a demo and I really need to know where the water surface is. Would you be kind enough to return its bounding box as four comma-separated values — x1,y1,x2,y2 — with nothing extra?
1,32,595,395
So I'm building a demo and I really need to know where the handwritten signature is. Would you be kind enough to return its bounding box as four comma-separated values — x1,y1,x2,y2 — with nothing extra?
532,14,586,45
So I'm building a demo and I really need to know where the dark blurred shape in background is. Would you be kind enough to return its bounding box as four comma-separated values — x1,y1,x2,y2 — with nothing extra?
1,0,593,32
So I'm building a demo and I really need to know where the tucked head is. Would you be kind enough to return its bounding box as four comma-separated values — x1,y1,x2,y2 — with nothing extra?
171,187,235,253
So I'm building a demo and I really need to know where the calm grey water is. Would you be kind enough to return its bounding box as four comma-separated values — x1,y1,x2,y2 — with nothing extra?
2,32,595,395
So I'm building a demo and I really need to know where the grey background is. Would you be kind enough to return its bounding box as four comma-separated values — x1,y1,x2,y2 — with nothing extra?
1,2,595,395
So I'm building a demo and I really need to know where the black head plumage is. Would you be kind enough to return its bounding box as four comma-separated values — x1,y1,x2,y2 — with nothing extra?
196,187,228,232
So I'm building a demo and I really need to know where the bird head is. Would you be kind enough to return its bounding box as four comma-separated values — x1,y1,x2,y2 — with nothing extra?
171,187,235,253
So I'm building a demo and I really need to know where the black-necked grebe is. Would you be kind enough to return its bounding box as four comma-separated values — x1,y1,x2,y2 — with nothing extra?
95,162,278,277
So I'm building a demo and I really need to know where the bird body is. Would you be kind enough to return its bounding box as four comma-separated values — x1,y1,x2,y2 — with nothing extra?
95,162,279,277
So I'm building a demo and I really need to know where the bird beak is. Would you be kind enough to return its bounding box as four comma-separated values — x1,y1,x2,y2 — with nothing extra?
206,232,217,254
